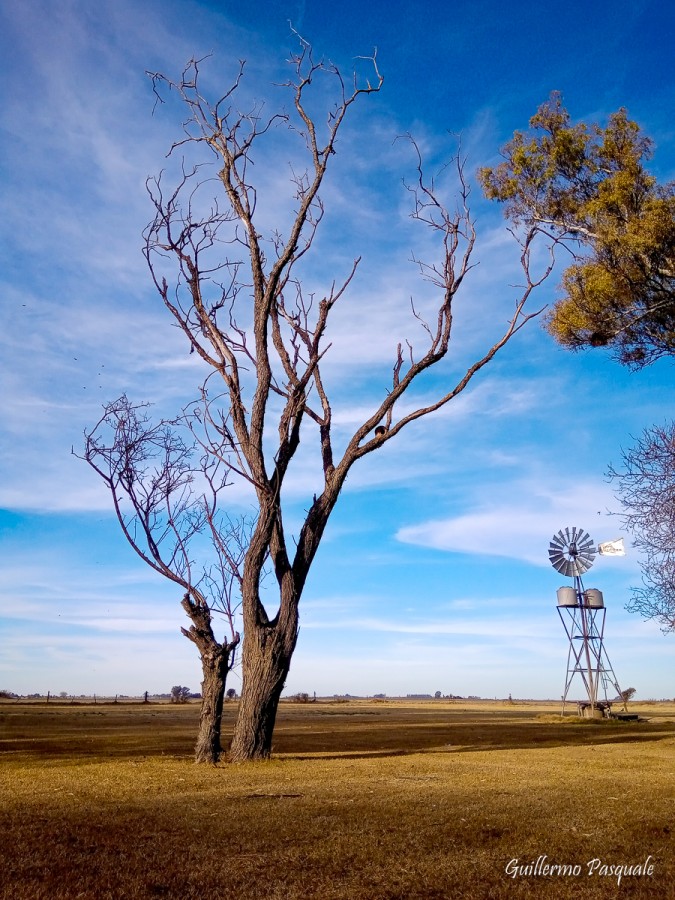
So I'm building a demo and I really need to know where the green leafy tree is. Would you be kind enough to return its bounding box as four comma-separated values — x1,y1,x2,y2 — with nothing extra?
171,685,192,704
479,93,675,368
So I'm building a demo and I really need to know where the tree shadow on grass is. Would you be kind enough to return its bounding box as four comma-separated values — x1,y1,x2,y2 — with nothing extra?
274,719,675,762
2,705,673,763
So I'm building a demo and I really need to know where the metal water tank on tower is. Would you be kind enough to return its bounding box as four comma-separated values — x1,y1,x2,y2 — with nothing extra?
548,527,624,716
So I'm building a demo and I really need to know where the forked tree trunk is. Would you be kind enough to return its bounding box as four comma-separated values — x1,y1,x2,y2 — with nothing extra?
194,649,229,763
228,622,296,761
228,494,333,761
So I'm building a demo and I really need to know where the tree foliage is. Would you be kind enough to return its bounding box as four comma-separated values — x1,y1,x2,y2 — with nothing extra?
479,93,675,368
609,422,675,632
171,685,192,703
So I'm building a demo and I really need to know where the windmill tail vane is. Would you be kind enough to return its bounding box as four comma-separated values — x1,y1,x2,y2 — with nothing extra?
597,538,626,556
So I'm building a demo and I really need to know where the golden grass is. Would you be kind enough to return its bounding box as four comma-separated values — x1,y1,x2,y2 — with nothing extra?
1,701,673,899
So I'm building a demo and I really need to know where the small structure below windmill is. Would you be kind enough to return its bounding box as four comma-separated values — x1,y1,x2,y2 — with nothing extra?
548,527,625,718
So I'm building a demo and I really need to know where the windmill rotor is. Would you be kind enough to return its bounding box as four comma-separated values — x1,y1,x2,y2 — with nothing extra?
548,526,596,577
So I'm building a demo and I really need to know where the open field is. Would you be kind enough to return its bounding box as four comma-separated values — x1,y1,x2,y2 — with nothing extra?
1,700,673,899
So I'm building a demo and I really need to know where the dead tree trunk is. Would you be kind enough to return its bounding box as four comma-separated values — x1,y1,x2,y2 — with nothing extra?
182,593,239,763
193,645,229,763
228,624,297,761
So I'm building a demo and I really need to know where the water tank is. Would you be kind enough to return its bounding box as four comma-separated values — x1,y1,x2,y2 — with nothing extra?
556,586,578,607
581,705,605,719
584,588,604,608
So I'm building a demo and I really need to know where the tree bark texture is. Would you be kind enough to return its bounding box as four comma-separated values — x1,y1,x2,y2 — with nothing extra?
181,593,239,763
194,647,229,763
228,614,298,761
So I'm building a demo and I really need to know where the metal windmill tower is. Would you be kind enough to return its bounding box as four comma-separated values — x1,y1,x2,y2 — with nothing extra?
548,527,624,716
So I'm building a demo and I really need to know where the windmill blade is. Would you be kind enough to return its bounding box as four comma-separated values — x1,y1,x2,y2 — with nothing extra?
550,533,569,552
548,545,567,566
550,556,568,575
577,535,595,553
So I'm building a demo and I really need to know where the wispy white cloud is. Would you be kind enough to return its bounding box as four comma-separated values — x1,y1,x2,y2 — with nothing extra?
396,479,627,566
302,612,553,639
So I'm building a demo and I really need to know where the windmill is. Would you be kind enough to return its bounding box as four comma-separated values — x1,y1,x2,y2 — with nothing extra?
548,527,624,717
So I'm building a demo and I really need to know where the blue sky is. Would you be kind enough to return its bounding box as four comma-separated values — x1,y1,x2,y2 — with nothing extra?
1,0,674,700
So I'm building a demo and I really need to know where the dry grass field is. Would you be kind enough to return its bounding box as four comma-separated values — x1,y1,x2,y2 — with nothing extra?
1,699,673,899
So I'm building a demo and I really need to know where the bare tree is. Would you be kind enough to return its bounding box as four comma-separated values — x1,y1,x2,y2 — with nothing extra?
609,423,675,632
87,38,553,762
82,396,245,762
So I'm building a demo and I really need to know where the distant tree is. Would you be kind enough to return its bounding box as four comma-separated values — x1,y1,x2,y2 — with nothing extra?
0,690,18,700
609,423,675,632
619,687,637,703
434,691,442,699
226,688,237,701
85,38,554,763
480,92,675,368
171,685,192,704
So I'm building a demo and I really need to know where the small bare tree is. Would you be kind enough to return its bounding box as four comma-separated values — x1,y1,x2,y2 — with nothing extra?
609,422,675,632
82,396,245,762
86,38,554,762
